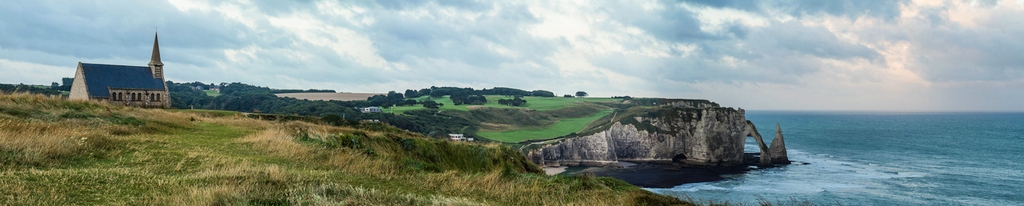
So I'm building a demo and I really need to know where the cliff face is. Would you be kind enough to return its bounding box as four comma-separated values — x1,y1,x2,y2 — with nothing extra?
530,107,750,167
528,106,789,167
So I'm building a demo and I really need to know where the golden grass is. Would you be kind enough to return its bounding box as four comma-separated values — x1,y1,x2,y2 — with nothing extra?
0,115,124,166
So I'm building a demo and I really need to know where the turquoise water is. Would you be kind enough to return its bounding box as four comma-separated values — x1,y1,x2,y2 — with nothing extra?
648,111,1024,205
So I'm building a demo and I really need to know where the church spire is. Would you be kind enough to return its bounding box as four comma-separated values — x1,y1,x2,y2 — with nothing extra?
149,33,164,79
148,33,163,67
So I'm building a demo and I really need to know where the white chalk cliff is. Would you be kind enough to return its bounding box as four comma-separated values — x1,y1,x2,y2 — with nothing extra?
528,103,788,167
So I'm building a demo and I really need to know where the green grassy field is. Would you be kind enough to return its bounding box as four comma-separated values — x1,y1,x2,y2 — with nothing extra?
0,93,686,205
384,105,428,114
478,109,614,143
203,90,220,97
389,95,617,113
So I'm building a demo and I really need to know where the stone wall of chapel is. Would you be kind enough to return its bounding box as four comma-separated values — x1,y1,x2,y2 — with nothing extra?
106,89,169,108
68,64,91,100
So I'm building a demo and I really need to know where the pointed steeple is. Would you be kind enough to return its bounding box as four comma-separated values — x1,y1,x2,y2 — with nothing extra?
148,33,164,79
148,33,163,67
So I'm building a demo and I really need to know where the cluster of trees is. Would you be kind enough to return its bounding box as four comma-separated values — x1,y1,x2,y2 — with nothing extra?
450,94,487,105
421,99,443,109
367,91,415,107
496,96,527,106
560,91,589,98
575,91,588,98
48,78,74,91
0,83,63,95
1,77,73,95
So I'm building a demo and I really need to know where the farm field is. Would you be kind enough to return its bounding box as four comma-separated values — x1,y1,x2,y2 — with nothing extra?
477,109,614,143
276,92,379,101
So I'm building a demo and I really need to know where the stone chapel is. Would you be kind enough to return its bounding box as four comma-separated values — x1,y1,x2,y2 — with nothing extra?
69,33,171,108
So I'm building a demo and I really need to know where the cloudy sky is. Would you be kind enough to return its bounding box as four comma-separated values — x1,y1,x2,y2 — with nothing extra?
1,0,1023,111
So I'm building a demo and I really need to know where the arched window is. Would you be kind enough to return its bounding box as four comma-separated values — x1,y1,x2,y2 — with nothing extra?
156,94,160,101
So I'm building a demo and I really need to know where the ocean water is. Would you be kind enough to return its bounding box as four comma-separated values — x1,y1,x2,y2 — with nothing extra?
647,111,1024,205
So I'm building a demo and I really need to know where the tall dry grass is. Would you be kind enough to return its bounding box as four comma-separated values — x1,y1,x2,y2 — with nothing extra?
0,117,121,166
238,124,401,178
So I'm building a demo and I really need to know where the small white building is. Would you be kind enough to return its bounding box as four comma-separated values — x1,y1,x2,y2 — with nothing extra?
361,106,382,113
449,134,472,141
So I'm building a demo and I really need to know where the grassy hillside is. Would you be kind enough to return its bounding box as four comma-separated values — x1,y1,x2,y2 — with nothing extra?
386,96,621,143
0,93,688,205
478,110,614,143
391,95,618,113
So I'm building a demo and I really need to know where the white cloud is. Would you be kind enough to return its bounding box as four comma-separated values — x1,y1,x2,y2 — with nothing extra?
0,59,73,85
267,14,391,70
680,2,770,34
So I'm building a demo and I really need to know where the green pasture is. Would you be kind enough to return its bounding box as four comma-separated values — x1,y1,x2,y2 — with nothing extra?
388,95,617,114
477,109,614,143
203,90,220,97
384,106,426,114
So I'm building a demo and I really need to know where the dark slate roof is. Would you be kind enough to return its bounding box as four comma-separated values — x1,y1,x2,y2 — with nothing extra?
80,63,166,98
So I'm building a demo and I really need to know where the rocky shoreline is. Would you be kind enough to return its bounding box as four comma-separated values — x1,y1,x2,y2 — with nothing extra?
558,153,798,188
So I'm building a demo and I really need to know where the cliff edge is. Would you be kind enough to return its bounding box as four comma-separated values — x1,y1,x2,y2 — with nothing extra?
528,101,789,167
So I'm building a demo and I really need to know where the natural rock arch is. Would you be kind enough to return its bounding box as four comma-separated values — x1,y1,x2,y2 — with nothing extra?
744,121,790,166
744,120,772,166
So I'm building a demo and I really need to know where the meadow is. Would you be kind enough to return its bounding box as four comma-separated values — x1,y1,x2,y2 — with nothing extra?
388,95,617,113
0,92,686,205
203,90,220,97
382,96,621,143
477,110,614,143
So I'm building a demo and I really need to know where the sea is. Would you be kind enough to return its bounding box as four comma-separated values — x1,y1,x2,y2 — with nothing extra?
646,111,1024,205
